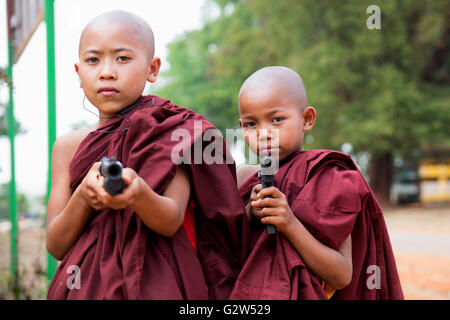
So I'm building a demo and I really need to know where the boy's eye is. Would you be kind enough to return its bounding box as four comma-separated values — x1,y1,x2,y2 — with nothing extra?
117,56,131,62
85,57,99,64
272,117,285,123
243,121,256,128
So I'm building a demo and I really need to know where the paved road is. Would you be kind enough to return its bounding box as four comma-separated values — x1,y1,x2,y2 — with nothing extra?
389,230,450,256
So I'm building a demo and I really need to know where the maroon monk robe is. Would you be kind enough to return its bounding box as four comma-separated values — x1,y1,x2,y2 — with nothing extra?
47,95,250,300
230,150,404,300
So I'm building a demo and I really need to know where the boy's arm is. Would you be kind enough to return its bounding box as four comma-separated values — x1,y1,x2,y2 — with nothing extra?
285,218,352,290
98,165,190,237
252,187,353,290
46,135,97,261
237,164,260,221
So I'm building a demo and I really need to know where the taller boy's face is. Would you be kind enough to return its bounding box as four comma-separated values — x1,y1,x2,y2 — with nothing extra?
239,85,313,162
76,23,158,117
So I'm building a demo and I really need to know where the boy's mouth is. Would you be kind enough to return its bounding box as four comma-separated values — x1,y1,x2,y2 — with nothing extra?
259,146,279,156
98,87,120,96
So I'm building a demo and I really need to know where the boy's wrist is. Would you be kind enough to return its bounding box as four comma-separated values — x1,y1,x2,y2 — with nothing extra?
68,185,95,217
128,176,151,209
74,185,93,209
284,216,302,238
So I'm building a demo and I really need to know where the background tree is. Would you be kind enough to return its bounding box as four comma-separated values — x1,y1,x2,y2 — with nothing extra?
0,68,23,137
0,68,27,221
154,0,450,203
1,68,11,136
0,183,30,221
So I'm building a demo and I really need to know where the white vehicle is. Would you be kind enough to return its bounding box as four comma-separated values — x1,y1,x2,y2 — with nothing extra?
390,169,420,205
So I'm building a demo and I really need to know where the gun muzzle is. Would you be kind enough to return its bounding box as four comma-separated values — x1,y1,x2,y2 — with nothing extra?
99,157,125,195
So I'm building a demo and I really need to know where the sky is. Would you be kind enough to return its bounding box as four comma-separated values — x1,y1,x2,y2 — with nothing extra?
0,0,216,197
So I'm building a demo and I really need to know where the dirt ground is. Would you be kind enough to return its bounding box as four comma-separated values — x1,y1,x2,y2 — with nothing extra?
0,224,47,300
383,204,450,300
0,204,449,300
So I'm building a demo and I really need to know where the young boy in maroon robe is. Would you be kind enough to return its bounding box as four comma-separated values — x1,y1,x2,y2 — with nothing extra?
231,66,404,299
46,10,249,300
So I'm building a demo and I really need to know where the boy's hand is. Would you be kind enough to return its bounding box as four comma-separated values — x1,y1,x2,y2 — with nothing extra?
97,167,142,210
247,184,263,220
79,162,108,211
250,186,296,234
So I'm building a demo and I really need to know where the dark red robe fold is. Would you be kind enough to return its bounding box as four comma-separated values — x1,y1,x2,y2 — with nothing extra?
230,149,404,300
47,95,250,300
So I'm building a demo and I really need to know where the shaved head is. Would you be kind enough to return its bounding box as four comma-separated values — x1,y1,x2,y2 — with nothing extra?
239,66,308,111
79,10,155,59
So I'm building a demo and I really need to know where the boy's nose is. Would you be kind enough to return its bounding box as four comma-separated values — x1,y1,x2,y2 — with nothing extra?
258,128,272,143
258,127,280,147
99,62,117,80
258,129,272,148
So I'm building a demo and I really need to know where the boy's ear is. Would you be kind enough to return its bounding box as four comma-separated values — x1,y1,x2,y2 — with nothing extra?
147,57,161,83
74,63,82,88
302,106,316,132
238,119,243,128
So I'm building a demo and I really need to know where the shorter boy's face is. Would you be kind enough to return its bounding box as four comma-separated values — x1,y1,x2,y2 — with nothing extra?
239,86,314,162
75,23,159,117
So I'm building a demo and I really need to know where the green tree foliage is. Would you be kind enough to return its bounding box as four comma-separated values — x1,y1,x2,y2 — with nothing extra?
0,68,11,136
0,68,23,137
0,102,23,138
158,0,449,150
156,0,450,199
1,69,27,218
0,69,10,85
0,183,30,221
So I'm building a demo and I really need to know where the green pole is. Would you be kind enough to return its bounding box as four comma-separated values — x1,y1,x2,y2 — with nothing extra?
6,34,19,297
45,0,58,284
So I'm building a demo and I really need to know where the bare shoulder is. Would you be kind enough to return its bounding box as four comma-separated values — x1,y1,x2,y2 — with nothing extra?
237,164,260,188
52,127,95,167
48,127,95,209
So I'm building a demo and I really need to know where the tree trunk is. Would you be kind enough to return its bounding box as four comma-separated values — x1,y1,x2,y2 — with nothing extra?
369,152,393,206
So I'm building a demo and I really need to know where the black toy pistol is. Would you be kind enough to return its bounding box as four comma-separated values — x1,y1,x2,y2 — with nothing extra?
99,157,125,196
258,153,278,234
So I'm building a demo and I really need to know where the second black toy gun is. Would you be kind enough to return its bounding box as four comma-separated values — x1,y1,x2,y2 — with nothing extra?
99,157,125,196
258,153,278,234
